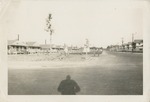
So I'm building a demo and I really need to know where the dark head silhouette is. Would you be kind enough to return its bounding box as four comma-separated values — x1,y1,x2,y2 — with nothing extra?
66,75,71,80
58,75,80,95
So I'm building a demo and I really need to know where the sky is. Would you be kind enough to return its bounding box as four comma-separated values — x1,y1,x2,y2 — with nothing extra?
1,0,144,48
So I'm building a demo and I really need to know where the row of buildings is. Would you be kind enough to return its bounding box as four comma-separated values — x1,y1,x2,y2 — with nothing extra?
107,39,143,53
7,39,64,54
7,39,103,55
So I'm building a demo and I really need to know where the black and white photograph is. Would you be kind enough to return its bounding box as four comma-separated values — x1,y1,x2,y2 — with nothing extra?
0,0,150,101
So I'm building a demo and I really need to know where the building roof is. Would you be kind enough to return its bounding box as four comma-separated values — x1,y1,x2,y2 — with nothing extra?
8,40,27,46
40,44,64,49
128,42,132,45
134,39,143,43
123,43,129,46
68,46,79,50
55,45,64,49
8,40,18,45
40,44,51,49
113,45,119,47
26,42,40,47
90,47,97,49
26,42,35,46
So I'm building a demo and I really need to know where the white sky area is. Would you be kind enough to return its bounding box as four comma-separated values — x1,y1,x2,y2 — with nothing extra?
2,0,144,48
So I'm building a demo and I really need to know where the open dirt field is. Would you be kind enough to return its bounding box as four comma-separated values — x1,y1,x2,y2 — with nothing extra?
8,51,143,95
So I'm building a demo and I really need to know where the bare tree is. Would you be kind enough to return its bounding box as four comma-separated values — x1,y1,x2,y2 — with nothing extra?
45,14,54,51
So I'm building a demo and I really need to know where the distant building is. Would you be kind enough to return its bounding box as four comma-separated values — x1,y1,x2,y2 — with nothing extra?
123,43,129,52
128,40,143,52
134,39,143,52
7,40,27,54
109,45,118,52
128,42,133,52
89,46,103,55
26,42,41,54
116,45,123,52
68,46,82,54
107,39,143,53
114,45,120,52
40,44,64,53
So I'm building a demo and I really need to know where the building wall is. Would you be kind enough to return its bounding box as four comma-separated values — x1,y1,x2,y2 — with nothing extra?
27,47,41,54
8,45,27,54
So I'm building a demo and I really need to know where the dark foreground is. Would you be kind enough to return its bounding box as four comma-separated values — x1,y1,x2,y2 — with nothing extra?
8,51,143,95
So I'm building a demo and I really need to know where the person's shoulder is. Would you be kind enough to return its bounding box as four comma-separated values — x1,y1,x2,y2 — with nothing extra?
61,80,66,83
70,80,76,83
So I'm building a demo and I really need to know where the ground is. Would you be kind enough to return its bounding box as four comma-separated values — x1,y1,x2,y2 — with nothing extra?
8,51,143,95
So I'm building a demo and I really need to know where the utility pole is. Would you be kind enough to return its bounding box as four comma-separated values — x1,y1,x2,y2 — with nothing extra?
85,39,89,59
17,34,19,41
45,39,47,44
132,33,134,52
121,37,124,45
121,37,124,51
132,33,134,43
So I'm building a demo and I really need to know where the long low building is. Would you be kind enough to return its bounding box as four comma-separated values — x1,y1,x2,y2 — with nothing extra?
107,39,143,52
7,40,65,54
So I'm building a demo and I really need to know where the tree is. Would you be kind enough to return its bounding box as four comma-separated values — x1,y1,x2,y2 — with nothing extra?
132,42,136,52
45,14,54,51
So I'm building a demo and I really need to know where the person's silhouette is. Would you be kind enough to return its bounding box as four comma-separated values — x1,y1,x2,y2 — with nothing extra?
57,75,80,95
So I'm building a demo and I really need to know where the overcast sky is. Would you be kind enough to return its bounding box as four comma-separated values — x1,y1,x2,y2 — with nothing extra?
2,0,144,48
